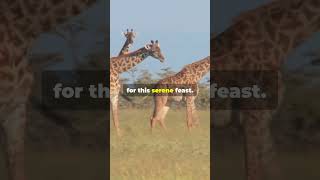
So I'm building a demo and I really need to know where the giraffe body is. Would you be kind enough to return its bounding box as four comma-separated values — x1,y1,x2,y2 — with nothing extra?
110,40,165,135
0,1,96,179
150,56,210,130
212,0,320,179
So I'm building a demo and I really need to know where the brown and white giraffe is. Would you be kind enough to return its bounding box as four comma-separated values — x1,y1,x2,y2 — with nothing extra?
110,40,165,136
212,0,320,179
118,29,136,56
0,1,96,180
150,56,210,131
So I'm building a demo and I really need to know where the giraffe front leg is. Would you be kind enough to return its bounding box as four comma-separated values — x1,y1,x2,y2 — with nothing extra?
242,110,281,180
159,106,169,131
110,94,121,136
1,104,27,180
190,96,200,127
150,96,168,132
186,96,194,131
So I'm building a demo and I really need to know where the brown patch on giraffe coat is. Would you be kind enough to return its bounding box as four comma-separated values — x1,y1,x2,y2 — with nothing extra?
278,33,291,52
281,12,304,30
291,0,304,9
51,0,64,4
24,0,39,15
270,9,285,24
72,5,81,15
311,0,320,7
53,7,68,24
40,17,52,32
264,20,277,42
303,6,317,20
0,71,14,82
11,35,24,47
313,16,320,30
14,21,30,36
10,5,24,20
40,4,50,15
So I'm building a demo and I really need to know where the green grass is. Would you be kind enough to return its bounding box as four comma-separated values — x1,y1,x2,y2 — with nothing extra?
110,108,210,180
0,149,107,180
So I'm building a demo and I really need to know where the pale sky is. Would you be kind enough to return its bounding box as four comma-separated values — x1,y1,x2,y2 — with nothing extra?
110,0,210,80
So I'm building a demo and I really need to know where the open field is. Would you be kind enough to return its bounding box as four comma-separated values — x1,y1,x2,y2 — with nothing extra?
1,109,320,180
110,109,210,180
0,149,108,180
213,142,320,180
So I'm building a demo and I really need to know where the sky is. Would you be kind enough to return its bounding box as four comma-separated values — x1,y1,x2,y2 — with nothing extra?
110,0,210,80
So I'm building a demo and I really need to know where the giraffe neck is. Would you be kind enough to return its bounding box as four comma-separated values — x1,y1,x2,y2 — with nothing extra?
272,0,320,56
240,0,320,58
118,39,132,56
111,47,150,73
187,56,210,82
1,1,96,43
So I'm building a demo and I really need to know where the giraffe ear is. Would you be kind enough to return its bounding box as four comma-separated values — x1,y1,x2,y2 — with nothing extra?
155,40,160,47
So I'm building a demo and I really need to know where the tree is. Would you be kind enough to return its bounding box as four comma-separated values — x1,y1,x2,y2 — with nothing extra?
156,67,176,79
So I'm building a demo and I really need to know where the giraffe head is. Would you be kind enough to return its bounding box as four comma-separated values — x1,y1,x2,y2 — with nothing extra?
145,40,165,62
122,29,136,44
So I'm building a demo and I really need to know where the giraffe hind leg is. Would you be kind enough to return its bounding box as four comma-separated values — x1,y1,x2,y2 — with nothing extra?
151,96,168,132
242,110,282,180
159,106,170,131
111,94,121,136
2,104,27,180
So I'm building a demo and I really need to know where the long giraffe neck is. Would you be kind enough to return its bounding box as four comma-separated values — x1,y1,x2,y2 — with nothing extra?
111,47,150,73
212,0,320,71
118,39,132,56
240,0,320,60
2,1,96,41
190,56,210,81
178,56,210,82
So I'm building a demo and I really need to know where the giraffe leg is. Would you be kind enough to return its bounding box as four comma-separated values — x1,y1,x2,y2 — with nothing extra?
242,110,281,180
190,96,200,127
1,104,27,180
150,96,168,132
186,96,195,131
111,94,121,136
159,106,169,131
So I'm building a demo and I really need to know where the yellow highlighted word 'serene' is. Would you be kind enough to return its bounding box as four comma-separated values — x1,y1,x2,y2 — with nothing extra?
151,88,174,94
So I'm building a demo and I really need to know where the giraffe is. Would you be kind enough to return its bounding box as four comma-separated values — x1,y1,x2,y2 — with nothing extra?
118,29,136,56
110,40,165,136
150,56,210,131
0,1,96,180
211,0,320,179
